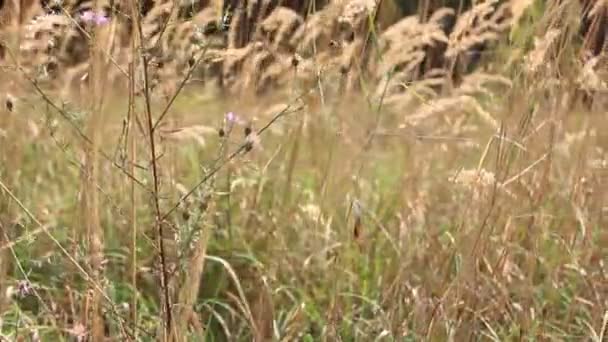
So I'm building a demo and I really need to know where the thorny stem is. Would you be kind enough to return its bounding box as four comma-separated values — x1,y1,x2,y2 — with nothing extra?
129,0,173,336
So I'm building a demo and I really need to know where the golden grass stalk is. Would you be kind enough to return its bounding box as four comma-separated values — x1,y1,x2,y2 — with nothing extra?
83,0,117,338
525,28,561,74
445,0,511,60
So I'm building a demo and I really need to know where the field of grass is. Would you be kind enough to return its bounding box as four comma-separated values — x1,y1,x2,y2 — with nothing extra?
0,0,607,341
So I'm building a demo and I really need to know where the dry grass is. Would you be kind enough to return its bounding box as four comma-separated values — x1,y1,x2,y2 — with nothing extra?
0,0,607,341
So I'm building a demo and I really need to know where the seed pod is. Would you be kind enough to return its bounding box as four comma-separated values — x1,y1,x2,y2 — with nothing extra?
339,65,349,75
352,200,363,242
5,98,13,112
353,216,362,239
244,141,253,153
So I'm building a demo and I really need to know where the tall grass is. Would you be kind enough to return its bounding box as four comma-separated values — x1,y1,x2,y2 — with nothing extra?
0,0,607,341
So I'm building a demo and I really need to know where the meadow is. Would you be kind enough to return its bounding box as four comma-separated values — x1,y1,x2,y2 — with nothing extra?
0,0,607,340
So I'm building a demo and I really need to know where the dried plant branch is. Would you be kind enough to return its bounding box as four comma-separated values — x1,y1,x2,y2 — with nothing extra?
130,0,174,337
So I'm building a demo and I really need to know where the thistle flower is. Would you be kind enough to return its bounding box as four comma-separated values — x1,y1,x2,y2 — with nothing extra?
220,112,235,136
80,10,95,22
80,10,110,25
225,111,237,124
95,14,110,25
221,111,245,135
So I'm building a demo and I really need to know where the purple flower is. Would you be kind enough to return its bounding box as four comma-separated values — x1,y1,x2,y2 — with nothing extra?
80,10,95,22
225,111,244,126
81,10,110,26
95,14,109,25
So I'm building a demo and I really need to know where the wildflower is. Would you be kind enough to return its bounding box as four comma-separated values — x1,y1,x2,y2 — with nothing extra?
225,111,237,124
221,111,244,135
80,10,110,25
94,14,110,25
220,112,235,136
80,10,95,22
